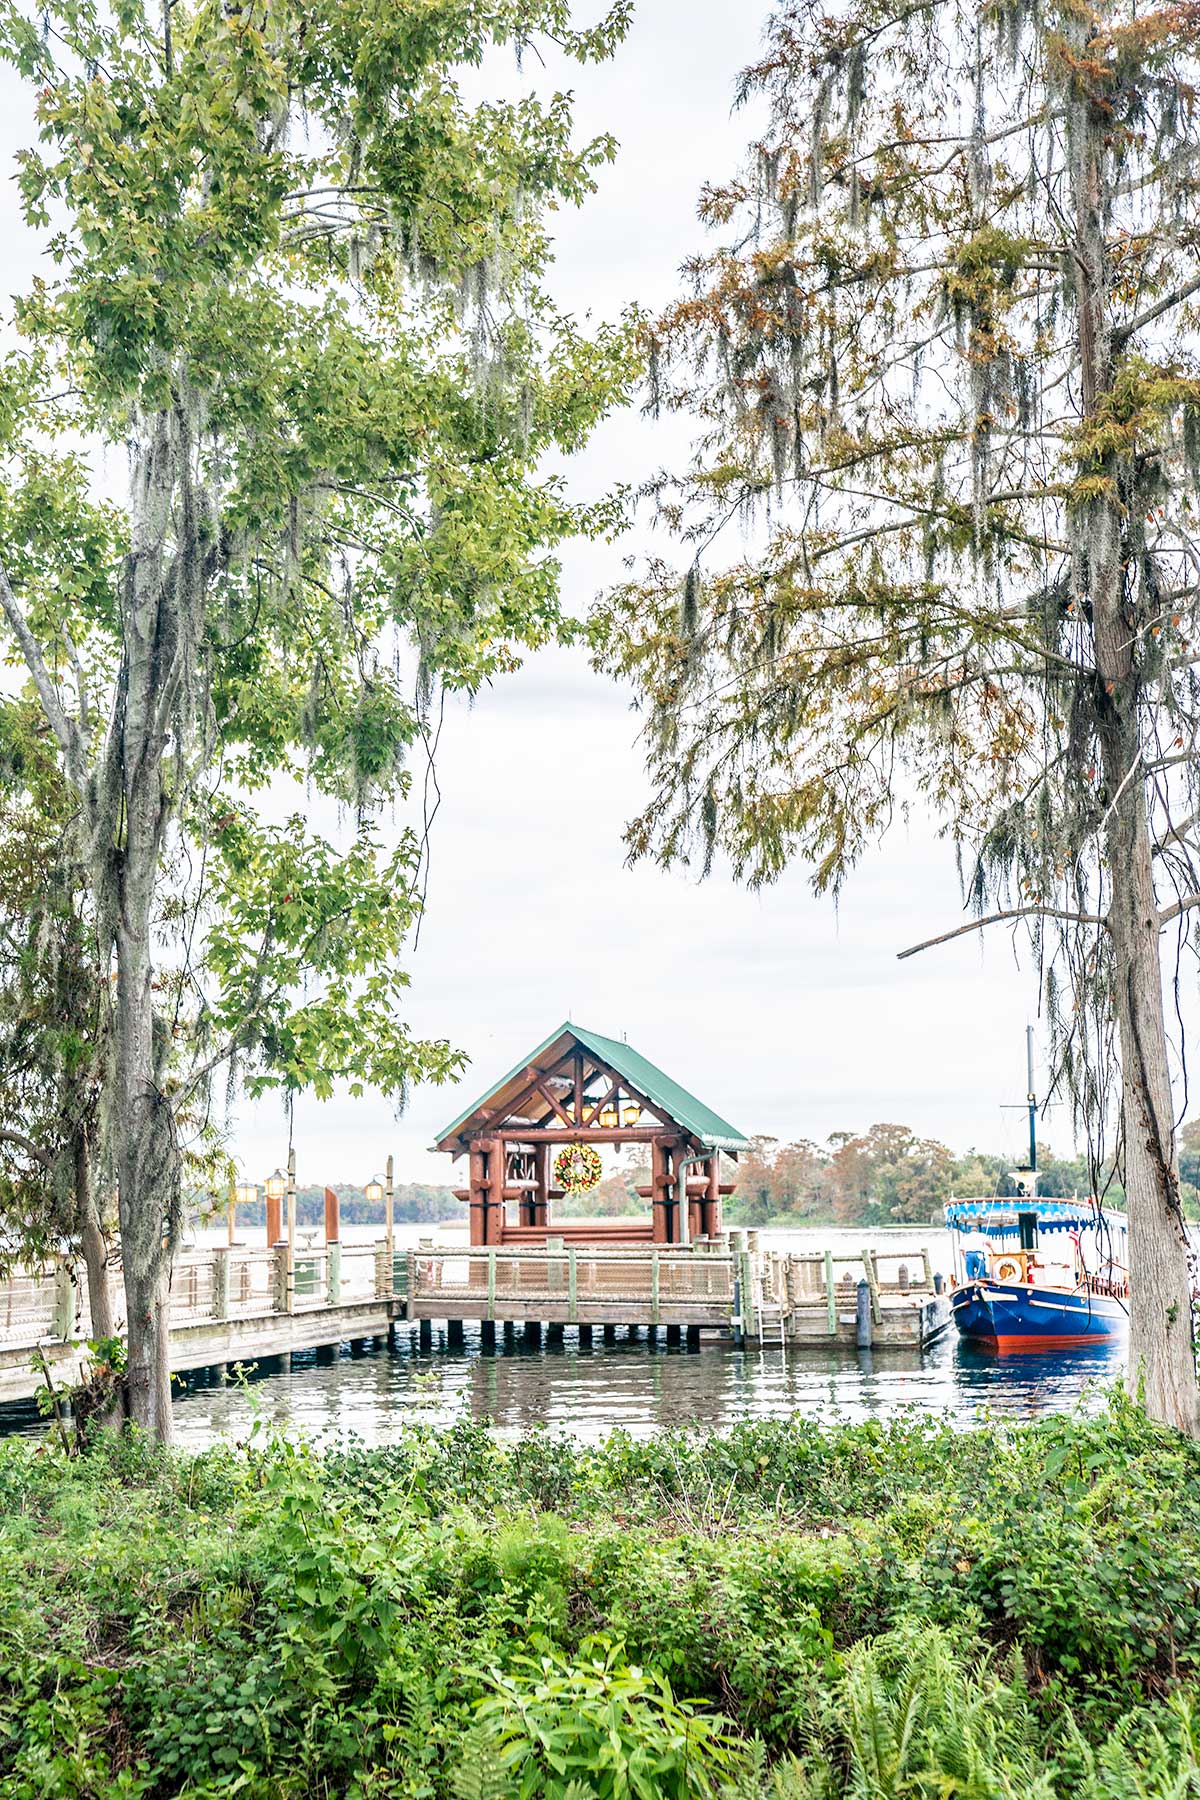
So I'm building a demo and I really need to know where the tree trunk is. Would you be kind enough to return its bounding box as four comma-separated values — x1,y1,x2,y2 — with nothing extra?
114,843,177,1440
1092,497,1199,1432
1098,691,1199,1432
108,408,181,1442
1070,92,1200,1434
75,1128,116,1343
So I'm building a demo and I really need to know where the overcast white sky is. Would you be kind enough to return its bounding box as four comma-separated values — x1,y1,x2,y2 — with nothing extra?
0,1,1108,1187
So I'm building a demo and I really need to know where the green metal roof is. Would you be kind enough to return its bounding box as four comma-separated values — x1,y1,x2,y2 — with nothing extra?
433,1020,750,1154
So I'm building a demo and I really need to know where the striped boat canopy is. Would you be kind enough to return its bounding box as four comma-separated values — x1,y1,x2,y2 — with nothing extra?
945,1200,1128,1235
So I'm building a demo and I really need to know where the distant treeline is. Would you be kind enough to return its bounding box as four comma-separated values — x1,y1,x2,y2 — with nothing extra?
199,1119,1200,1233
727,1119,1200,1226
217,1184,460,1229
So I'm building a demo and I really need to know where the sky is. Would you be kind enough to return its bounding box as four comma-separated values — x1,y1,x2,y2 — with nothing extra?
0,1,1086,1189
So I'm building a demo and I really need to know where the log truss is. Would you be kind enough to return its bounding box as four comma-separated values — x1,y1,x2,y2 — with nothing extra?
440,1037,737,1247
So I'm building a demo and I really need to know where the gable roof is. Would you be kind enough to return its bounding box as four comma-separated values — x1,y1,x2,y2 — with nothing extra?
432,1021,750,1154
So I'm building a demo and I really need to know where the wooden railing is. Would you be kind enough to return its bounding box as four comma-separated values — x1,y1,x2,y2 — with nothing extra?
406,1243,736,1325
0,1239,403,1353
0,1234,944,1378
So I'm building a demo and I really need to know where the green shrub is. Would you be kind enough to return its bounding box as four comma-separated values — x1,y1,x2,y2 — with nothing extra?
456,1636,749,1799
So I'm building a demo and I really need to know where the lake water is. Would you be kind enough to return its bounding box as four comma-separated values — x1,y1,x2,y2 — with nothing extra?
2,1223,1126,1444
167,1322,1124,1449
162,1222,1122,1446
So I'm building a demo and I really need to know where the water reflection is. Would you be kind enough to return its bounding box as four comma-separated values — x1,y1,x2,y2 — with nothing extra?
164,1323,1125,1449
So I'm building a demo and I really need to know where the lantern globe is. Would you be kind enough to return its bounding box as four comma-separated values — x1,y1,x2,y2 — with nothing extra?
621,1103,642,1128
365,1178,384,1204
234,1182,258,1208
265,1168,286,1200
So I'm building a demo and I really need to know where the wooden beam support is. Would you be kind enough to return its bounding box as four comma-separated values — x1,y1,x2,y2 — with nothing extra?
704,1154,722,1239
468,1141,488,1246
497,1126,679,1144
487,1138,506,1246
533,1140,549,1229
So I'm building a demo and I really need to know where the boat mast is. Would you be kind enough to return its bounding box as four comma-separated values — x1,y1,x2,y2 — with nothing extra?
1026,1024,1037,1178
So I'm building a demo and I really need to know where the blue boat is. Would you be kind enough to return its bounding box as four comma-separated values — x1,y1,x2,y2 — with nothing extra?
946,1198,1129,1351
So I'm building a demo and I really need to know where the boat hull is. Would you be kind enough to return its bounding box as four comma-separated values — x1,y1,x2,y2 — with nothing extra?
950,1279,1126,1351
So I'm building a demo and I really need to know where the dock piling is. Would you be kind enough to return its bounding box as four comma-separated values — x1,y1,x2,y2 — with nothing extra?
856,1279,873,1349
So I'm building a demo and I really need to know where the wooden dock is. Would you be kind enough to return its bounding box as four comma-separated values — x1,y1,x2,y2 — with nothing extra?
0,1240,403,1407
406,1235,951,1349
0,1233,950,1408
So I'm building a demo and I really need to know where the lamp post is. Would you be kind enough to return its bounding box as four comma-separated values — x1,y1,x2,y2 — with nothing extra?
365,1172,386,1299
386,1154,394,1291
232,1181,257,1247
285,1148,296,1313
265,1167,286,1247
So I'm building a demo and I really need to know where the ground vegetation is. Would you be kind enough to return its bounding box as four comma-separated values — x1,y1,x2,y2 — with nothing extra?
1,1398,1199,1795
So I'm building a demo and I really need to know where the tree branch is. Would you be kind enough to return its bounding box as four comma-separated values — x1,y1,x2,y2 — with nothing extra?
1157,892,1200,927
0,1126,53,1170
897,905,1108,960
1115,273,1200,347
0,559,89,797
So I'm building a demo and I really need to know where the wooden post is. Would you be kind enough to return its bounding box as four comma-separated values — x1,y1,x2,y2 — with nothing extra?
272,1243,288,1312
212,1247,229,1321
327,1241,341,1306
385,1153,395,1285
266,1183,282,1248
228,1184,236,1248
533,1141,549,1228
488,1139,505,1246
285,1147,296,1315
825,1248,837,1337
706,1155,721,1239
730,1229,745,1346
861,1248,882,1324
856,1279,873,1348
687,1162,704,1244
323,1185,340,1245
652,1140,670,1243
468,1141,487,1246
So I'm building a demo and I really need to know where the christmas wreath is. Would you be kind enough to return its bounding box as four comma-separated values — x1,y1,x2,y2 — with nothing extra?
553,1142,603,1195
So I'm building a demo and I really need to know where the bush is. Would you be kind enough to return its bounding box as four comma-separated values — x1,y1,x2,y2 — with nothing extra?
1,1396,1199,1795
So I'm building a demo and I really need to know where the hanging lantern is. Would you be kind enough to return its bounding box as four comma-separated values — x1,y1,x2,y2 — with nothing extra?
234,1182,258,1208
599,1101,618,1128
265,1168,286,1200
365,1176,384,1204
621,1103,642,1127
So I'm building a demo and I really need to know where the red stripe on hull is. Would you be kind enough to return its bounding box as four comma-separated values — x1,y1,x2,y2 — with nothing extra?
975,1331,1119,1353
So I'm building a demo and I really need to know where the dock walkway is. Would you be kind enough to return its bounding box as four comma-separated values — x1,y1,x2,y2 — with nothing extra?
0,1234,950,1406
